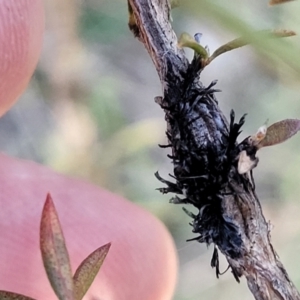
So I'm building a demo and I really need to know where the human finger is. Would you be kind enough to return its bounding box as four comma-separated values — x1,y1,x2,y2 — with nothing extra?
0,153,178,300
0,0,44,116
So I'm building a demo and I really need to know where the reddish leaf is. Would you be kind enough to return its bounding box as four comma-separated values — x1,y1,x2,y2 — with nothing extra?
0,291,37,300
40,194,74,300
259,119,300,148
73,243,111,300
269,0,294,5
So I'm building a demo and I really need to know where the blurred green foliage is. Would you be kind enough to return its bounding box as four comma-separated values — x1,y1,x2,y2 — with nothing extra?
80,2,128,43
89,77,125,138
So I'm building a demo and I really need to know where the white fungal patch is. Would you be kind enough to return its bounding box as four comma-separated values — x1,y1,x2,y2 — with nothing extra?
237,150,258,174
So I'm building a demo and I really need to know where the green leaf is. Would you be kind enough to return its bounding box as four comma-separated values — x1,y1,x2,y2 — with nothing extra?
184,1,300,74
40,194,75,300
259,119,300,148
177,32,209,59
178,29,295,69
208,30,296,65
0,291,37,300
73,243,111,300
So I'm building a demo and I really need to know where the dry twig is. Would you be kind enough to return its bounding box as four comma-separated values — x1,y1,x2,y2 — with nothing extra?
128,1,300,299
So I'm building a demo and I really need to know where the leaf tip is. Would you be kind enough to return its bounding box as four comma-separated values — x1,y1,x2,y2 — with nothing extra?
269,0,294,6
273,29,296,37
45,192,54,207
41,193,57,220
102,242,111,253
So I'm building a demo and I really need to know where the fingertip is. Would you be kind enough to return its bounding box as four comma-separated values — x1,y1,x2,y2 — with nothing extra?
0,0,44,116
0,154,178,300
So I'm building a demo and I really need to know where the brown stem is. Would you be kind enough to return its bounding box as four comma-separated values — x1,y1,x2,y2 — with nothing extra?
128,0,300,299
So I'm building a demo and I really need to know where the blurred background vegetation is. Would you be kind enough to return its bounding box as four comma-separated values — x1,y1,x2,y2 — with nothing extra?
2,0,300,299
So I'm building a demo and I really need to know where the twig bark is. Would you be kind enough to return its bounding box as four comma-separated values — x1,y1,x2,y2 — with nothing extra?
128,1,300,299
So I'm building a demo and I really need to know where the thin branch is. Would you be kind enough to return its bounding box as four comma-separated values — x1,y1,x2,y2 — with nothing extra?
128,0,188,84
128,1,300,299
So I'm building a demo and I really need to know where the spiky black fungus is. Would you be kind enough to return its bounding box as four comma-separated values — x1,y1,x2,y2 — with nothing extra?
155,66,255,280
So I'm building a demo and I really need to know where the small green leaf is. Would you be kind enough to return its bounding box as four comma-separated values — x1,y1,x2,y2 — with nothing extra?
208,36,249,63
178,32,209,59
0,291,37,300
259,119,300,148
40,194,75,300
208,29,296,65
73,243,111,300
